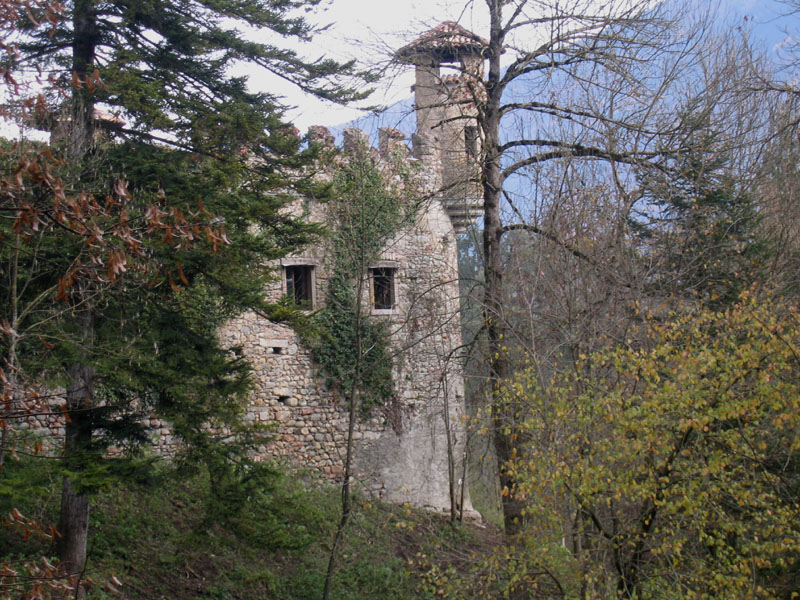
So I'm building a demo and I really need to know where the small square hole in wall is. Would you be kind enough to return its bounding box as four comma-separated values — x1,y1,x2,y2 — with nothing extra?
277,396,290,404
272,346,283,355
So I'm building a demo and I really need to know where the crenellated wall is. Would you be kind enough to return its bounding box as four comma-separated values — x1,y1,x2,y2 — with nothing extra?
218,125,474,513
23,22,486,517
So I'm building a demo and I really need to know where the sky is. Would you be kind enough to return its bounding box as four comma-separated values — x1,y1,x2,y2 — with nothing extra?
253,0,493,132
4,0,797,140
4,0,479,141
264,0,798,133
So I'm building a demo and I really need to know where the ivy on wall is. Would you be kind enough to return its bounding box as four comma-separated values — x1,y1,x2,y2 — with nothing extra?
303,143,421,413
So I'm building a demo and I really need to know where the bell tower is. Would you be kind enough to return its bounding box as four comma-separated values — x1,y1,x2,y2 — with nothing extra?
395,22,487,233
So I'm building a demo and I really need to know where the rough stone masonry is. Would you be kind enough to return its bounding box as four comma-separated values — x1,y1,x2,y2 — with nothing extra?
22,22,487,516
219,22,488,514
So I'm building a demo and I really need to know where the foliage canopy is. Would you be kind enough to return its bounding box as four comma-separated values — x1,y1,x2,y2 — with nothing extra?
503,294,800,599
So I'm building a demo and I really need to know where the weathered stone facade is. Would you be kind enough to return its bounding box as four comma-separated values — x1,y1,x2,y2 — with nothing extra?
22,23,486,516
219,173,467,510
215,23,488,513
218,129,470,512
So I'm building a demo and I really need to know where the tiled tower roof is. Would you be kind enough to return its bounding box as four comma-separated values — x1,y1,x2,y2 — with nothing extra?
395,21,488,63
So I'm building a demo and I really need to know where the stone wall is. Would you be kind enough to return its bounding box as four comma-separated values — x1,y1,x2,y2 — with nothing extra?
218,127,472,513
20,19,488,517
19,127,473,515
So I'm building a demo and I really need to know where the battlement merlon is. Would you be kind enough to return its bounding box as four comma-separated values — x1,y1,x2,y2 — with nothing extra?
309,125,411,159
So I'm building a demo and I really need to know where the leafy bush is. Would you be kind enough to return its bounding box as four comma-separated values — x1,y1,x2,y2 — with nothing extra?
503,293,800,599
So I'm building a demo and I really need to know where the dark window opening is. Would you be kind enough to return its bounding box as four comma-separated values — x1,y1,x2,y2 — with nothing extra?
372,268,395,311
277,395,289,404
272,347,283,355
465,125,479,158
286,265,314,307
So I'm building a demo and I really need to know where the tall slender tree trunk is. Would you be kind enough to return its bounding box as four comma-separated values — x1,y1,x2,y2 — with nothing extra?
57,360,94,577
323,274,366,600
321,367,359,600
0,419,7,469
0,236,21,468
55,1,98,582
482,0,525,538
441,370,459,522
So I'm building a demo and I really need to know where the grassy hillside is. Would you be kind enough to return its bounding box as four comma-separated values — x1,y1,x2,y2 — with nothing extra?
1,457,500,599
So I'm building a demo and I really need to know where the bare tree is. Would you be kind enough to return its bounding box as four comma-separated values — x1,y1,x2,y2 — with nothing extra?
456,0,694,537
394,0,774,538
316,135,422,599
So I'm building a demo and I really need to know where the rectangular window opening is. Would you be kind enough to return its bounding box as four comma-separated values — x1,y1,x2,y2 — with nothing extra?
372,268,396,311
465,125,479,159
285,265,314,308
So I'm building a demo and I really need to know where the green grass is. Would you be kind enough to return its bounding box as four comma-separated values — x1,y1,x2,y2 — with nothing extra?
1,456,499,599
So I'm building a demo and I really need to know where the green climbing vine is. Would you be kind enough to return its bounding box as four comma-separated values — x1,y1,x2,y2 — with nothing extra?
304,143,421,413
314,140,423,600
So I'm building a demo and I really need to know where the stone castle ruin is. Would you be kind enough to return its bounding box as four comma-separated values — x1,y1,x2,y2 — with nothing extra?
25,23,488,515
219,22,487,513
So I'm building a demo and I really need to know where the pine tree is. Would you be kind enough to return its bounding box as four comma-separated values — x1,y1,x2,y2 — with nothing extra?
2,0,367,581
20,0,365,156
636,121,768,308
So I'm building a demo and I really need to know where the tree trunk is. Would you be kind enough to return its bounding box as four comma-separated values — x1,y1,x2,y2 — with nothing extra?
56,0,99,580
0,424,7,469
57,361,94,578
441,371,459,522
57,476,90,575
0,236,21,468
69,0,97,156
322,274,365,600
483,0,525,538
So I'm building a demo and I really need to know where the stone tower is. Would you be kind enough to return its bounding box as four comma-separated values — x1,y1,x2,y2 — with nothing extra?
215,24,490,514
26,24,488,518
395,21,487,233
